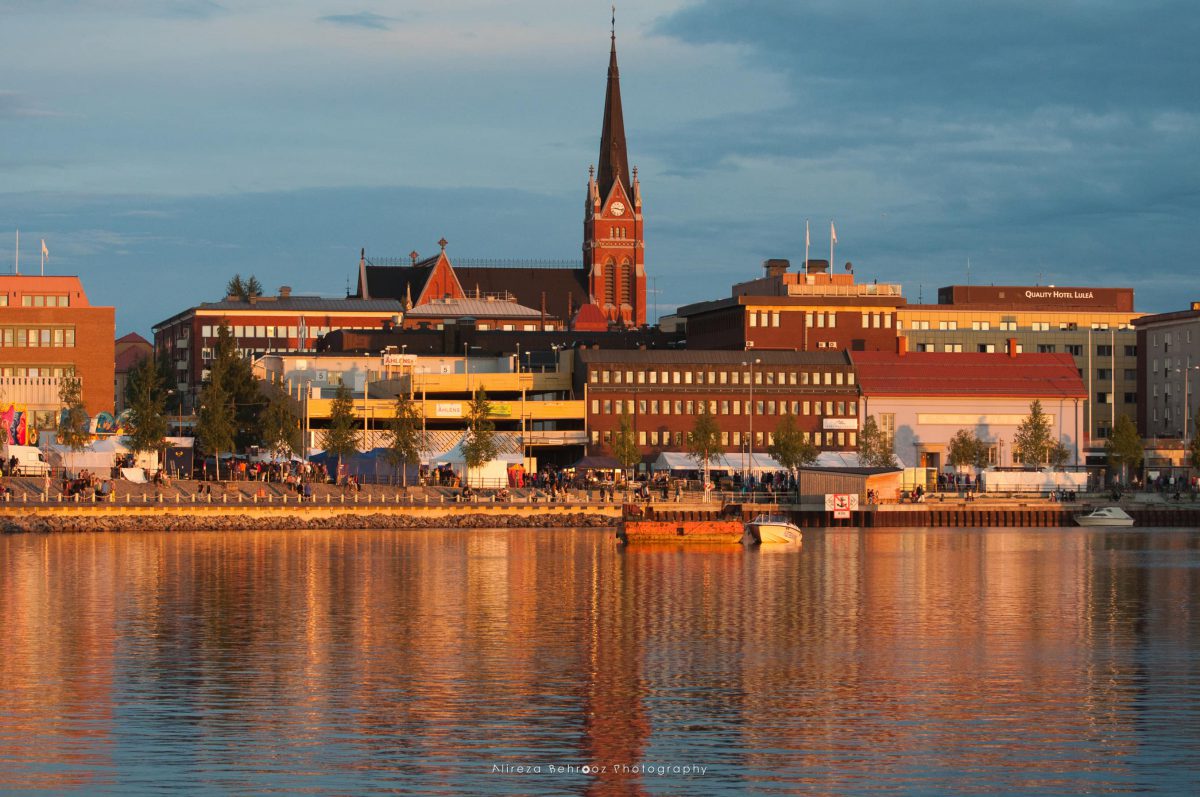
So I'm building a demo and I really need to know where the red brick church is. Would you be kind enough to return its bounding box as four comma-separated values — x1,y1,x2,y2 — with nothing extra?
356,30,647,330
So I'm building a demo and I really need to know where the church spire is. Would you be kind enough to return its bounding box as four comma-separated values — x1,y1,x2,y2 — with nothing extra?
596,19,630,200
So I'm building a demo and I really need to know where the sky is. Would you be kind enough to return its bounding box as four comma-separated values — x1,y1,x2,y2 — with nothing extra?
2,0,1197,338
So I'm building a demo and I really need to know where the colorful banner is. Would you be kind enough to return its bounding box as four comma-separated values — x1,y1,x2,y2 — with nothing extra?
0,404,28,446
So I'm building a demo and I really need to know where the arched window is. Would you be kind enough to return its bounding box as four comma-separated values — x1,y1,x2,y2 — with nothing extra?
620,260,634,306
603,259,616,305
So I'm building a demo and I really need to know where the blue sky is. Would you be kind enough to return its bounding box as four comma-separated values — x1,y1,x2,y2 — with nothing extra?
2,1,1196,337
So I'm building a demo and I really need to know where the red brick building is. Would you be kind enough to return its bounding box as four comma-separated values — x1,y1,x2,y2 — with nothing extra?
0,274,114,421
356,30,647,330
678,259,905,351
152,288,403,412
574,349,859,460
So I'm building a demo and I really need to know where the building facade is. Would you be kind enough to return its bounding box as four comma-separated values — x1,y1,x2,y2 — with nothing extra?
575,349,860,461
152,288,403,412
1132,303,1200,441
114,332,153,414
852,349,1088,469
0,274,115,426
898,284,1141,450
677,260,905,352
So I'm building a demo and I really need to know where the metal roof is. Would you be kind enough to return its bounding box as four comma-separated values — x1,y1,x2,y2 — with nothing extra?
577,349,850,366
850,351,1087,398
406,298,544,319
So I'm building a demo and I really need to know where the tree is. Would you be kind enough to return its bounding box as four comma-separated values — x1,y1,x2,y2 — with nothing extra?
385,393,423,486
611,412,641,478
687,409,722,501
321,379,361,460
56,377,90,451
947,428,987,470
769,414,818,477
858,415,898,468
259,380,301,460
462,388,499,474
1191,410,1200,474
1106,414,1143,484
195,376,234,479
1012,399,1055,467
225,274,263,300
123,354,170,458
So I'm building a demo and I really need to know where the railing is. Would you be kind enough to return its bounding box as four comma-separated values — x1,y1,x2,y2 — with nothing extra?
785,283,903,297
365,256,582,270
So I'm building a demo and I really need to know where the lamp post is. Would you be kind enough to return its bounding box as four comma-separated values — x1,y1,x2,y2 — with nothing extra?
741,358,761,484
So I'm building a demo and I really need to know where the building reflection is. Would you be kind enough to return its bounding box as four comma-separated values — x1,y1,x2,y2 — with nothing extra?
0,527,1197,792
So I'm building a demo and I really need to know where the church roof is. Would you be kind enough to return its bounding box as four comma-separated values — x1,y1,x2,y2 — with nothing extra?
406,297,545,319
362,264,433,304
455,266,589,322
596,33,630,200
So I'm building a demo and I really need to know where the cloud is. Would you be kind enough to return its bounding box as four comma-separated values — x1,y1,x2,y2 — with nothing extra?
0,90,60,119
318,11,396,31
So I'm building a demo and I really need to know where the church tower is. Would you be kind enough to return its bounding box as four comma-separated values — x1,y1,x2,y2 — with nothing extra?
583,27,646,327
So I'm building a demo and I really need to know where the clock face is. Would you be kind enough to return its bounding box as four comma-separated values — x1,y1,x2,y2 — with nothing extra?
610,201,625,217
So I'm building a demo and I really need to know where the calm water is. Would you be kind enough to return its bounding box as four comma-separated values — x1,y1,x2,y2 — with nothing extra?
1,527,1199,795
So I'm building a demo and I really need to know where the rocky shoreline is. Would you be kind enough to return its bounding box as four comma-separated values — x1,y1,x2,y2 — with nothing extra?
0,511,618,534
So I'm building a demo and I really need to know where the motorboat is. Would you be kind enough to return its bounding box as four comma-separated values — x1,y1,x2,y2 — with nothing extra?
743,514,803,545
1074,506,1135,527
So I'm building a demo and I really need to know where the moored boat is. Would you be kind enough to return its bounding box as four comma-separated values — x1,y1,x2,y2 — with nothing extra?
742,514,803,545
1074,506,1134,527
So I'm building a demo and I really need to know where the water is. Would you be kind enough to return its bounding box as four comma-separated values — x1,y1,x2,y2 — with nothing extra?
1,527,1199,795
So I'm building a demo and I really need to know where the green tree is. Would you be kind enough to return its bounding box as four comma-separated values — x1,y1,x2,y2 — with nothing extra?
195,376,234,480
1012,399,1055,467
225,274,263,300
321,379,361,460
1190,410,1200,474
385,393,423,486
947,428,986,469
687,408,722,501
259,380,301,460
858,415,898,468
123,354,170,458
769,414,819,476
1105,414,1143,484
610,412,641,478
56,377,90,451
462,388,499,474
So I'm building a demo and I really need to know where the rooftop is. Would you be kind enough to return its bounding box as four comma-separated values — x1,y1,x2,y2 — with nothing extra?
850,351,1087,399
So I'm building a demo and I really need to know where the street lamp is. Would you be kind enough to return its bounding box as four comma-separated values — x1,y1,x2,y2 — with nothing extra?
741,357,762,484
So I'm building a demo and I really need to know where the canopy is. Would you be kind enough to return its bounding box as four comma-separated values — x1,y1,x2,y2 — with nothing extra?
651,451,784,473
570,454,622,470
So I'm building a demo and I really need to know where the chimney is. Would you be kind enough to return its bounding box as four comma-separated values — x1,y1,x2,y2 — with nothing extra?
279,285,291,298
897,336,907,356
1008,338,1018,358
763,258,790,279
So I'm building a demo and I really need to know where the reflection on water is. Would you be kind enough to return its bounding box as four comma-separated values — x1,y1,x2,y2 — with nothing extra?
1,528,1199,794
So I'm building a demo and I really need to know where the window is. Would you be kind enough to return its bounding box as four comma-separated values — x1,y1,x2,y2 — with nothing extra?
771,312,780,327
638,400,647,414
1124,392,1136,404
1097,345,1113,356
1031,322,1050,331
880,413,896,447
637,371,645,384
971,321,991,331
1037,344,1056,353
1097,368,1111,380
602,400,611,414
943,343,963,352
978,343,996,353
591,399,599,415
749,311,758,327
1005,341,1022,354
201,325,213,338
939,320,958,331
1124,369,1137,381
1096,392,1111,404
1066,344,1083,356
910,320,930,330
1000,320,1017,331
1124,345,1137,357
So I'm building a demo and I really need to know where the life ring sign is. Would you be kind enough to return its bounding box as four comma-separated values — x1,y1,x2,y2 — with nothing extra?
824,493,859,519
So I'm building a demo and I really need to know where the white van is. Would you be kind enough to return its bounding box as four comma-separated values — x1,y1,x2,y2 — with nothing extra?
3,445,49,476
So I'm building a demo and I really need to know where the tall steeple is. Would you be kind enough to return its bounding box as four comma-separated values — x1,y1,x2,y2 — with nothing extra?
596,24,630,200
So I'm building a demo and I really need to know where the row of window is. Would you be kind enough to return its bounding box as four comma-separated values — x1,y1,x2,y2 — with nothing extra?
0,294,71,307
594,398,857,417
0,327,76,348
594,429,855,448
906,319,1131,332
590,368,853,387
1151,329,1194,351
0,365,75,377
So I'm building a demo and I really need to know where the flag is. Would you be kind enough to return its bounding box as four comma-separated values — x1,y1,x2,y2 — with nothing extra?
831,222,838,245
805,220,810,248
41,239,48,259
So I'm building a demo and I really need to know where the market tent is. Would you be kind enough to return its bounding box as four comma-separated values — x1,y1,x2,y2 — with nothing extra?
651,451,784,473
570,454,622,470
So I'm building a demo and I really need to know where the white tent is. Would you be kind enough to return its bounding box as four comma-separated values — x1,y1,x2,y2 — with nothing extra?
651,451,785,473
425,439,522,488
42,435,159,474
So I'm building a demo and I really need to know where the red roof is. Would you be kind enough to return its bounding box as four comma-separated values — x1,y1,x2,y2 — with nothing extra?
116,331,150,345
850,351,1087,399
572,302,609,332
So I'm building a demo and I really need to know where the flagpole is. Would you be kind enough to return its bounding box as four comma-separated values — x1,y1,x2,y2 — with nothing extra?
804,219,810,276
40,239,46,276
829,220,835,270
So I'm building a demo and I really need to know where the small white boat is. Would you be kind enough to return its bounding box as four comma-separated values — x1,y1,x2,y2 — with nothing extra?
743,514,803,545
1074,506,1135,527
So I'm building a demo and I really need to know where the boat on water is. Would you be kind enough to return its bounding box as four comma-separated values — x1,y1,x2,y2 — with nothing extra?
742,514,803,545
1074,506,1135,527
